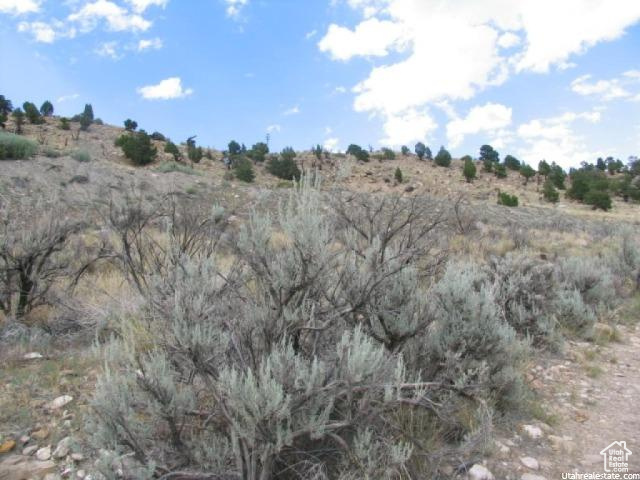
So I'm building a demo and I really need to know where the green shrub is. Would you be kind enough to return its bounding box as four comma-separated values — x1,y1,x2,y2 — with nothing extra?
549,162,566,189
156,161,199,175
401,145,410,156
248,142,269,163
381,147,396,160
186,136,203,163
584,190,612,211
543,178,559,203
494,163,507,178
41,147,61,158
267,151,301,180
79,104,94,131
434,146,451,167
463,157,476,182
0,131,37,159
115,130,157,166
234,157,255,182
150,131,166,141
164,141,181,161
71,150,91,162
504,154,521,170
123,119,137,131
59,117,71,130
394,167,403,183
498,192,518,207
538,160,551,177
346,143,370,162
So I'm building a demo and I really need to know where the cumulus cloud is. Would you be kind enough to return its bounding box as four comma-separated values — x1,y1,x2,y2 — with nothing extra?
68,0,151,32
571,72,640,101
138,37,162,51
126,0,168,13
516,110,602,168
318,18,406,61
380,108,437,147
324,137,340,152
137,77,193,100
446,103,513,148
18,21,58,42
320,0,640,146
305,29,317,40
0,0,40,15
57,93,80,103
224,0,248,19
266,124,281,133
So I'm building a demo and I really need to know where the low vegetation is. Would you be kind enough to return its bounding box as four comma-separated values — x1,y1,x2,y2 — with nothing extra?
0,131,37,159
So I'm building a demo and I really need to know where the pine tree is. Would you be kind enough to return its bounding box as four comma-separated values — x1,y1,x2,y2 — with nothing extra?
463,157,476,182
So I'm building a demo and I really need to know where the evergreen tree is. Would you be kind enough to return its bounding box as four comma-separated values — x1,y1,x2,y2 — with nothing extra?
228,140,242,157
248,142,269,163
59,117,71,131
11,108,25,134
79,104,94,131
124,119,138,131
463,157,476,182
115,130,157,165
394,167,403,183
549,162,567,189
520,164,536,185
538,160,551,177
543,178,559,203
234,157,256,182
164,141,181,161
23,102,43,124
346,144,370,162
414,142,426,160
401,145,410,156
312,144,323,161
434,146,452,167
494,164,507,178
504,154,521,170
39,100,54,117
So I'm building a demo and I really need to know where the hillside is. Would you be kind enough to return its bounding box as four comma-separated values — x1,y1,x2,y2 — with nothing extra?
1,116,640,480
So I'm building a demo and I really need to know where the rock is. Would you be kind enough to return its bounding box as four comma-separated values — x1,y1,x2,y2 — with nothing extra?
53,437,73,459
31,429,49,441
520,457,540,470
522,425,543,439
22,445,38,456
19,436,29,445
44,474,61,480
70,453,84,462
404,185,415,193
76,470,86,479
468,464,494,480
0,439,16,453
521,475,547,480
36,446,52,461
23,352,44,360
548,435,574,454
0,455,56,480
48,395,73,410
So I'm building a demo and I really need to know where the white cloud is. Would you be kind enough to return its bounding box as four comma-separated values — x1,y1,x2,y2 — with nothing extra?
320,0,640,136
516,110,602,168
283,105,300,116
224,0,248,19
324,137,340,152
333,86,347,94
497,31,520,49
571,74,631,100
0,0,40,15
446,102,513,148
57,93,80,103
68,0,151,32
380,108,437,147
18,21,56,42
137,37,162,51
318,17,406,61
126,0,168,13
305,29,317,40
266,124,281,133
624,70,640,79
137,77,193,100
95,40,120,59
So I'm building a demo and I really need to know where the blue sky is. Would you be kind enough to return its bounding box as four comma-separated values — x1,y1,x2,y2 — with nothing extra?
1,0,639,168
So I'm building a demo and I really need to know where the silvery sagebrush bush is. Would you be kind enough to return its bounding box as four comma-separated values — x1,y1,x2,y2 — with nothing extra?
89,178,441,480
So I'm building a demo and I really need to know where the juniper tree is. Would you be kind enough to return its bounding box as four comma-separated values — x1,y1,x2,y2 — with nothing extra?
23,102,43,124
434,146,451,167
11,108,25,134
40,100,54,117
463,157,476,182
414,142,426,160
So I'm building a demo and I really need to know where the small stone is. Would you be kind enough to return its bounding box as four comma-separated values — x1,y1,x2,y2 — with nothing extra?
522,425,543,439
48,395,73,410
76,470,86,479
520,457,540,470
71,453,84,462
0,439,16,453
468,464,494,480
0,455,56,480
22,445,38,456
53,437,73,459
19,435,30,445
31,428,49,441
36,446,52,461
404,185,415,193
23,352,44,360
